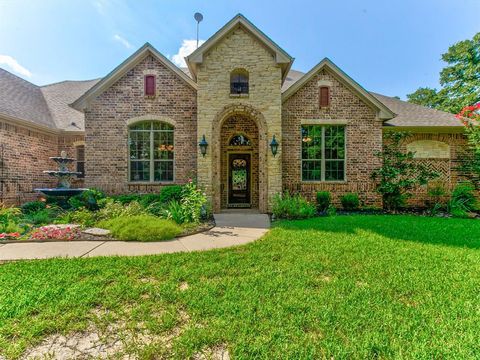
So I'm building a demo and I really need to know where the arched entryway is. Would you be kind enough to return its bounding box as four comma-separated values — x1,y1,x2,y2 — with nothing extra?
211,104,268,212
220,115,259,209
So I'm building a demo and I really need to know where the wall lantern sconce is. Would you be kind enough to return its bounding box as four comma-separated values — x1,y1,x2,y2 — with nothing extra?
199,135,208,157
270,135,279,157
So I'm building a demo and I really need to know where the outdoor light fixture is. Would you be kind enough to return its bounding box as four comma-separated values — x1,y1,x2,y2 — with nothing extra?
270,135,279,157
199,135,208,157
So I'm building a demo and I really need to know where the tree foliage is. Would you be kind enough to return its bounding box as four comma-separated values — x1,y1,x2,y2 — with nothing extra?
455,104,480,188
371,132,439,210
407,32,480,114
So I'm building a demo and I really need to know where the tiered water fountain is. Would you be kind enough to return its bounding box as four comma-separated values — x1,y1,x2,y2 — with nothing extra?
35,151,87,197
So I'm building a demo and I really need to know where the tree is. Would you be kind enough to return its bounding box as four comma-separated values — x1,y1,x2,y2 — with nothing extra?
371,132,439,210
407,32,480,114
455,104,480,188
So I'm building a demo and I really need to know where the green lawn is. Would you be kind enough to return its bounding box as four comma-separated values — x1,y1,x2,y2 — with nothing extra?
1,215,480,359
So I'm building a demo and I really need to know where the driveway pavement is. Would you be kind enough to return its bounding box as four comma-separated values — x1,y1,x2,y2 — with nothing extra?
0,213,270,261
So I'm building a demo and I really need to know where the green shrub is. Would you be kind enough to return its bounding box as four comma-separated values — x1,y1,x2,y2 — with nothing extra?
68,188,106,210
448,182,478,217
272,193,316,220
159,185,184,203
98,215,181,241
21,201,46,215
0,206,24,234
145,201,165,217
58,208,98,227
162,183,207,224
23,209,56,226
341,193,360,211
97,199,146,221
316,191,331,212
112,194,142,205
426,182,449,215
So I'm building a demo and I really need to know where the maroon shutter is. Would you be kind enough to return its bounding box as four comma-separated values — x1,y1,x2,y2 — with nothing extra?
319,86,330,107
145,75,156,96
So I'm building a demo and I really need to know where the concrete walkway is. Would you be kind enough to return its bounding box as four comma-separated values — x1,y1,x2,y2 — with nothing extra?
0,213,270,261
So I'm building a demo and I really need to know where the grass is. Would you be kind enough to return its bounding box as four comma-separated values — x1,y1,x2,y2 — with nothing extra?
97,215,182,241
1,215,480,358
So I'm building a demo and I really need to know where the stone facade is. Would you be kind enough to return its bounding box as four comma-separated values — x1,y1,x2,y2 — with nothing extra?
84,55,197,194
196,25,283,212
282,68,383,207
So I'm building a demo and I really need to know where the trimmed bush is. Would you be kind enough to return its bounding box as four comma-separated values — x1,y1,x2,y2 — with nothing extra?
159,185,184,204
316,191,331,212
341,193,360,211
448,182,478,217
21,201,46,215
272,193,316,220
98,215,182,241
68,188,106,210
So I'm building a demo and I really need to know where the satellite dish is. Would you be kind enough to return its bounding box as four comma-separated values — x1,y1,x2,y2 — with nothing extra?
194,12,203,23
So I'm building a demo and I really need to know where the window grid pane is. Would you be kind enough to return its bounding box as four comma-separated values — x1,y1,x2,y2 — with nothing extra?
301,125,345,181
129,121,174,182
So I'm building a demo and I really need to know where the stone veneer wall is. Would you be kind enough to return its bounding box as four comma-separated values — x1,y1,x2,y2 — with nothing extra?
84,55,197,195
0,120,58,204
220,115,259,209
196,25,283,212
282,68,383,207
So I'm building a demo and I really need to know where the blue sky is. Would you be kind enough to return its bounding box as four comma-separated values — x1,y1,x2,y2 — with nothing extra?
0,0,478,99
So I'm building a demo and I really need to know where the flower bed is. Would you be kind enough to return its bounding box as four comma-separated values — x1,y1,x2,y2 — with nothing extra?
1,180,212,242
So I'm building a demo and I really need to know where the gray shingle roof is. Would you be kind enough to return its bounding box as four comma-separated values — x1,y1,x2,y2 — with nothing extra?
0,68,54,128
41,79,100,131
0,67,462,131
371,92,461,127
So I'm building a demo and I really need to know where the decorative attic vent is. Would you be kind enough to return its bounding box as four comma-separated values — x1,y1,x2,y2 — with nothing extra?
319,86,330,107
144,75,156,96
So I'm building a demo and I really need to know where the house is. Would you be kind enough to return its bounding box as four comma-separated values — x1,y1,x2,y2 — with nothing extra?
0,14,466,212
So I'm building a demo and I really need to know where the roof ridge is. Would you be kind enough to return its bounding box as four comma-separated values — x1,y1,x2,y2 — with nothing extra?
41,78,101,88
0,66,38,88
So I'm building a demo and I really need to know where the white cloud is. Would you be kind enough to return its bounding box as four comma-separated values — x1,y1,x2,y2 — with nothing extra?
92,0,108,15
0,55,32,77
113,34,133,49
171,39,205,68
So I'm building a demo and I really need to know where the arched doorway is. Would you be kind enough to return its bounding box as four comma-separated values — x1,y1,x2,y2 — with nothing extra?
220,115,259,208
211,105,268,212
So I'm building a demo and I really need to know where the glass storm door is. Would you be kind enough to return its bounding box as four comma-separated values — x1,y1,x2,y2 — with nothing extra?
228,153,251,207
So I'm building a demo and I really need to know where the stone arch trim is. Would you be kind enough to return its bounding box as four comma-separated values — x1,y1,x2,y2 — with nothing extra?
211,104,268,212
407,139,450,159
126,115,177,127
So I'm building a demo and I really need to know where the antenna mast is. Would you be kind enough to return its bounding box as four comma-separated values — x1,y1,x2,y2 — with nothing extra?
194,12,203,48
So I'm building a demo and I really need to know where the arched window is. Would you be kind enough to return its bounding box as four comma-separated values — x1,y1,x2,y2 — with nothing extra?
128,121,174,182
229,134,251,146
230,69,249,94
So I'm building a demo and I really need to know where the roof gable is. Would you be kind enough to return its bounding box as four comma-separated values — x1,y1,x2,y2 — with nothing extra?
186,14,294,83
71,43,197,111
282,58,395,120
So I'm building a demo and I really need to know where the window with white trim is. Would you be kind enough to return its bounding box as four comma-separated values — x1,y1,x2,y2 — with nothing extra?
128,121,174,182
301,125,345,181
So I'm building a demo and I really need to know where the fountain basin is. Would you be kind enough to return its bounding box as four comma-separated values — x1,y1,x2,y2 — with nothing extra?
35,188,88,197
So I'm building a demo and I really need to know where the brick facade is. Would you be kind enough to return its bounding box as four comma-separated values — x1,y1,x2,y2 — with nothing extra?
282,68,383,207
404,132,468,206
0,120,84,205
84,55,197,194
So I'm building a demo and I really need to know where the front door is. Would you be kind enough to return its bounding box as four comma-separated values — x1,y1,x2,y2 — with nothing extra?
228,153,251,207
